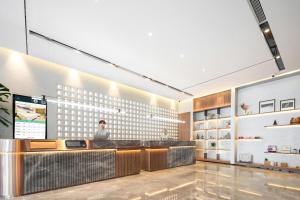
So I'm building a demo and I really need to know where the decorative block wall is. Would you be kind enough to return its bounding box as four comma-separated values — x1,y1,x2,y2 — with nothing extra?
56,85,178,140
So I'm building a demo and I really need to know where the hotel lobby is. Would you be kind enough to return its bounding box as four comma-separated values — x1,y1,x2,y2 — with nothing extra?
1,0,300,199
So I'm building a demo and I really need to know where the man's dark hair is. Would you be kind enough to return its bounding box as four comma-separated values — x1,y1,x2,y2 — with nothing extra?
99,120,106,124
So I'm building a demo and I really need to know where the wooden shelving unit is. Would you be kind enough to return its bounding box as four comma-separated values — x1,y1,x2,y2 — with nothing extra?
193,106,232,163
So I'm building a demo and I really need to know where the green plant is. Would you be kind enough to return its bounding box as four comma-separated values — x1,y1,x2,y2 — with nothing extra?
0,83,11,127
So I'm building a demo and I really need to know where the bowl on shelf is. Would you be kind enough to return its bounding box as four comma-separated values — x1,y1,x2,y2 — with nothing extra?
290,117,300,125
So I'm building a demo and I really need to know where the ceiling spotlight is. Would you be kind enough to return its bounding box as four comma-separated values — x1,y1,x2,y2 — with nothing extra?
275,55,280,59
148,32,153,37
180,54,185,58
264,28,270,33
202,68,206,72
74,49,82,54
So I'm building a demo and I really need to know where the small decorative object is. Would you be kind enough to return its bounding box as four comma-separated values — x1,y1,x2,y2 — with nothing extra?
280,98,295,111
211,142,216,147
264,159,271,167
273,162,278,167
267,145,277,152
280,162,288,168
292,149,298,154
196,134,200,140
273,120,278,126
290,117,300,125
279,146,291,153
240,103,250,115
259,99,275,114
239,153,252,163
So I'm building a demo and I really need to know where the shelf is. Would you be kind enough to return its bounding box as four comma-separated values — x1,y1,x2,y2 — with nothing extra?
237,138,263,141
193,117,230,123
265,124,300,129
218,139,231,141
235,162,300,174
195,128,230,131
264,152,300,155
206,149,231,151
237,108,300,119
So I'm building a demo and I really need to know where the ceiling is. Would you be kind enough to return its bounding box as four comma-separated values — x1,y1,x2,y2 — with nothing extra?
25,0,300,100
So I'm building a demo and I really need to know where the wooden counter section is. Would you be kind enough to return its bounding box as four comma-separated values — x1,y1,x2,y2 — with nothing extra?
116,150,141,177
145,149,168,171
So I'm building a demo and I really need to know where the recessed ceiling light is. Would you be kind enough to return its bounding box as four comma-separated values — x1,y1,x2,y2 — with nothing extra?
180,54,185,58
275,55,280,59
148,32,153,37
202,68,206,72
74,49,82,54
264,28,270,33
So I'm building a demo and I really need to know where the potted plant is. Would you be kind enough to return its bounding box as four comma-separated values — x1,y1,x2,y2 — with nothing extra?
0,83,11,126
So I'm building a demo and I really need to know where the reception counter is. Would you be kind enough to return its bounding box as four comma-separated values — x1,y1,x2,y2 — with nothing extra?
0,139,195,197
142,140,196,171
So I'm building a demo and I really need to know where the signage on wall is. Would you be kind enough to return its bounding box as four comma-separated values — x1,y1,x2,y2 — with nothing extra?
13,94,47,139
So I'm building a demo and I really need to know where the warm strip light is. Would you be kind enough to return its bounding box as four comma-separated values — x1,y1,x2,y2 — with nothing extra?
0,149,116,155
238,109,300,119
207,191,217,196
47,98,120,114
145,188,168,196
238,189,262,197
169,180,197,191
152,115,185,124
220,195,231,200
130,197,142,200
197,170,231,178
268,183,300,191
195,187,203,192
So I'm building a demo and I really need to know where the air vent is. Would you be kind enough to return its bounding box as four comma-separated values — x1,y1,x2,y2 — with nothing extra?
249,0,266,24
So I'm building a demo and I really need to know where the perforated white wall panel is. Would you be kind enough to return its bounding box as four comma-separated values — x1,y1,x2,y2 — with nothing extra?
56,84,178,140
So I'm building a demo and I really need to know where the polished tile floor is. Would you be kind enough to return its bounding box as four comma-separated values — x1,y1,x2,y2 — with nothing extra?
9,162,300,200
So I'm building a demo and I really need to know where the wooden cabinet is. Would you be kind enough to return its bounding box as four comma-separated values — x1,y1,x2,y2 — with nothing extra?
193,90,231,112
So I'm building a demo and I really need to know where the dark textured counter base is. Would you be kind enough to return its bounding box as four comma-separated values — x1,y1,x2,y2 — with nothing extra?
142,140,196,148
93,140,141,149
168,146,196,168
23,150,115,194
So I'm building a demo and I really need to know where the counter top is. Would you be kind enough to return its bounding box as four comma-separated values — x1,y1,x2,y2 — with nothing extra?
0,139,196,152
142,140,196,148
92,140,141,149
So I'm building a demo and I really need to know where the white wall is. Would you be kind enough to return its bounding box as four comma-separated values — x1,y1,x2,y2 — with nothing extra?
0,47,178,139
0,0,27,53
237,74,300,167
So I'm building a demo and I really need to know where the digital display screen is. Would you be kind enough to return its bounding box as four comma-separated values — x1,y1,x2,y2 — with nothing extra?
13,95,47,139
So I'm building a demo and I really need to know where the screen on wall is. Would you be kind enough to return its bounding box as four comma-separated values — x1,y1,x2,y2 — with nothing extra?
13,94,47,139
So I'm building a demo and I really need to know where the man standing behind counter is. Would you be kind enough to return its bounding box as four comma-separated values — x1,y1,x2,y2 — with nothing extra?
94,120,110,140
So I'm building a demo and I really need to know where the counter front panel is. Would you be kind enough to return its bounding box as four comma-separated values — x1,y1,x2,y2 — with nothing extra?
23,150,116,194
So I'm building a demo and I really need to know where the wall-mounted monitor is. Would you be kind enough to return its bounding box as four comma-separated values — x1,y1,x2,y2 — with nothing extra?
13,94,47,139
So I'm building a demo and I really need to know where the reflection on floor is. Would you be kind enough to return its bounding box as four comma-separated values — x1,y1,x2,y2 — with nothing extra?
9,162,300,200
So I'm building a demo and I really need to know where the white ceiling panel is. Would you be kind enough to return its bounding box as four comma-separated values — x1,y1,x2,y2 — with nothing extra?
28,34,188,100
23,0,300,100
